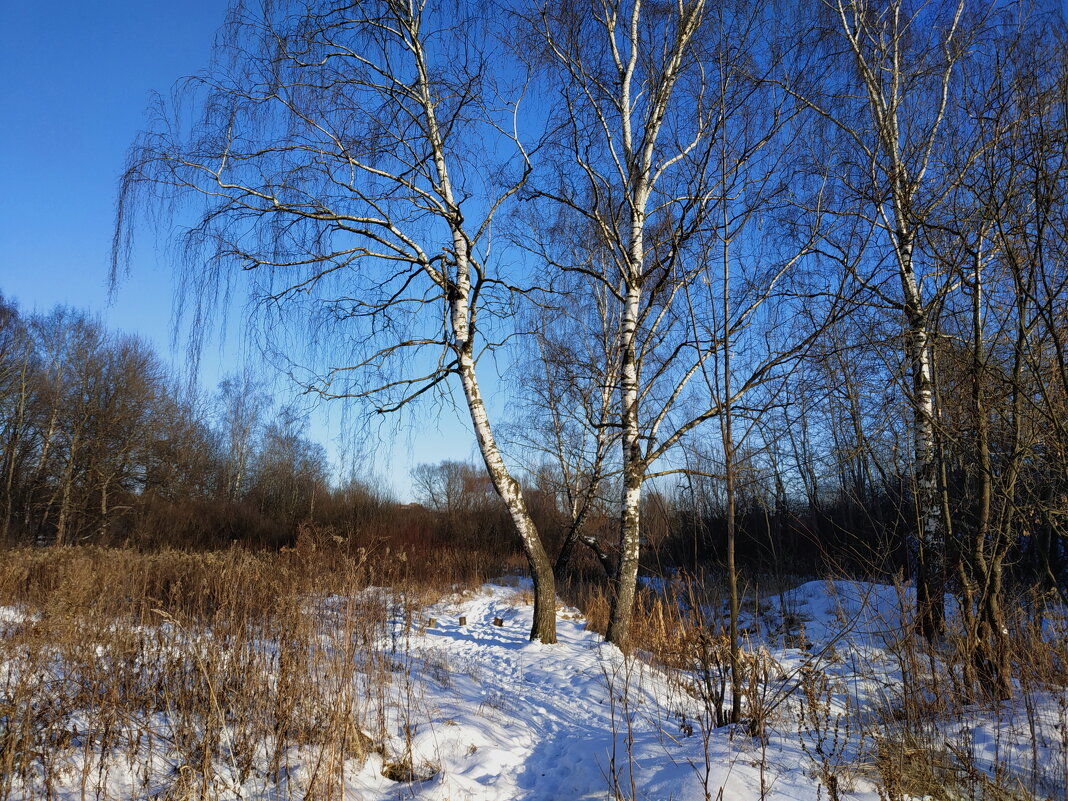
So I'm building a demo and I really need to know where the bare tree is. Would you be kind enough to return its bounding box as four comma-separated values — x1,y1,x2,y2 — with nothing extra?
506,268,621,582
932,11,1068,697
216,370,268,502
688,0,845,720
116,0,560,640
412,459,482,535
0,296,34,543
34,311,104,545
83,335,165,540
527,0,828,653
527,0,716,646
249,407,329,524
790,0,990,640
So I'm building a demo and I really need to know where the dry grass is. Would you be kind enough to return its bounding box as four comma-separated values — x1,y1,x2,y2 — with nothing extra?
2,544,1065,801
568,571,1068,801
0,534,486,801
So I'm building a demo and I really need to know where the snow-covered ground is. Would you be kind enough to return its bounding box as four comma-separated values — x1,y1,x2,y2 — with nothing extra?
3,579,1066,800
345,579,1068,801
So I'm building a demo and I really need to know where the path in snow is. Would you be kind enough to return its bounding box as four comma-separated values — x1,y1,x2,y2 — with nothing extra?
347,583,813,801
12,578,1060,800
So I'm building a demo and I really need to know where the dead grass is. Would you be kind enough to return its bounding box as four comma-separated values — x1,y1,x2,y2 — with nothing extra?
2,546,1065,801
0,534,487,801
567,570,1068,801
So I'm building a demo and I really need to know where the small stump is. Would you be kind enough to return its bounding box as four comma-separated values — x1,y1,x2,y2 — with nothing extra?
458,616,467,626
493,617,504,627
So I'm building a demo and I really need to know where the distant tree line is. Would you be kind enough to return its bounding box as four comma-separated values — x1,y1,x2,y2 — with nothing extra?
0,296,370,548
3,282,1067,698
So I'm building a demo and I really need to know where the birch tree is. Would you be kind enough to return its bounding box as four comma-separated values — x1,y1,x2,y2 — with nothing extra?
527,0,714,645
216,371,267,503
506,241,621,582
794,0,986,640
529,0,824,647
117,0,560,641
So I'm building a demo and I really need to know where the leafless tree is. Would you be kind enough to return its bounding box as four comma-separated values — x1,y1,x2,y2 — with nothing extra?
526,0,831,656
249,407,330,523
931,10,1068,697
505,266,621,582
216,370,268,502
789,0,991,640
82,335,165,540
116,0,560,640
411,459,484,534
525,0,719,646
0,296,34,543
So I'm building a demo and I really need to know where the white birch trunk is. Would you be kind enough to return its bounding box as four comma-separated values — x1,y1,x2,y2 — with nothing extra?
898,238,945,640
456,350,557,642
410,17,557,642
607,281,644,646
831,0,962,642
601,0,705,646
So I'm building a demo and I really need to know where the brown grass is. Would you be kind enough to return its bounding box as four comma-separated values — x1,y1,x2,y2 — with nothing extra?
567,570,1068,801
0,533,488,801
2,545,1065,801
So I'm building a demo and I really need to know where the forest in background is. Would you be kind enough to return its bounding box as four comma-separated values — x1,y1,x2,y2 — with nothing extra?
0,287,1063,597
6,2,1068,797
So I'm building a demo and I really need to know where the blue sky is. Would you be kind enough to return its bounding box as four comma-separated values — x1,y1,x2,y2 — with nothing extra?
0,1,478,499
1,1,222,345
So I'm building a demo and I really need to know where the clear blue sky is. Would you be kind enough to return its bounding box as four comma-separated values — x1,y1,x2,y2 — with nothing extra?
0,1,478,500
0,1,223,347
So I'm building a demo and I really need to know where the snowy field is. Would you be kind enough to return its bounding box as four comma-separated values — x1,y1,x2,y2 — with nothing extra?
2,577,1067,800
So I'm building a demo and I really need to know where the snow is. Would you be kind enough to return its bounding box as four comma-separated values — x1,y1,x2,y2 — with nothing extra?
337,584,777,801
3,578,1066,800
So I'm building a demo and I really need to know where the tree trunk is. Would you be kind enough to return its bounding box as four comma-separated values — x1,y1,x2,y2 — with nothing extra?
725,430,741,724
553,527,579,583
55,449,77,547
606,279,644,648
607,467,642,647
457,351,557,643
99,474,111,541
967,248,1009,698
900,252,945,641
553,485,611,582
1,361,29,542
721,207,742,725
554,520,613,583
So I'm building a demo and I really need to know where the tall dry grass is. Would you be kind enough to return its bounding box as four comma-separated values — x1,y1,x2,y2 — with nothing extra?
3,539,1065,801
0,533,487,801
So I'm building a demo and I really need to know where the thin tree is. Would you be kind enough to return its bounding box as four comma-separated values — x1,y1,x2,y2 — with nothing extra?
116,0,559,640
216,370,268,503
506,263,621,582
788,0,990,640
527,0,827,647
527,0,714,646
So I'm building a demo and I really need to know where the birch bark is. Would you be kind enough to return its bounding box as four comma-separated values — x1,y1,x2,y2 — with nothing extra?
820,0,969,639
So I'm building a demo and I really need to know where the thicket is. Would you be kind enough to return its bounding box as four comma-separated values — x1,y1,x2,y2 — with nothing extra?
0,300,411,555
